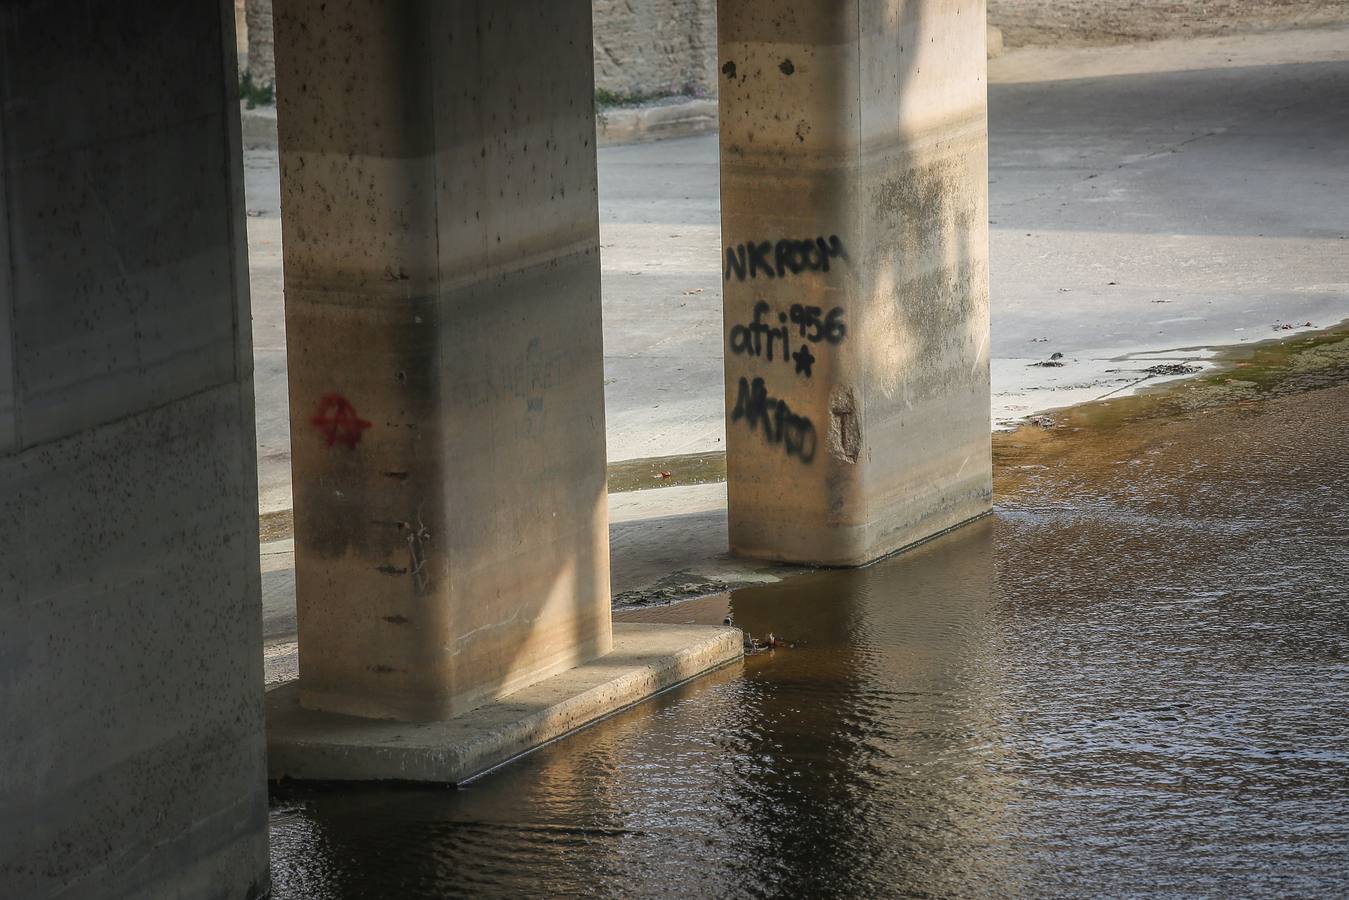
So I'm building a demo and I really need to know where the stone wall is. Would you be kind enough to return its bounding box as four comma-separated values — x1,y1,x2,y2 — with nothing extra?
240,2,1349,104
988,0,1349,47
245,0,717,100
590,0,1349,102
592,0,718,99
246,0,275,86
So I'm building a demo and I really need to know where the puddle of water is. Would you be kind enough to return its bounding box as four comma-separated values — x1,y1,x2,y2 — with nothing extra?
268,326,1349,897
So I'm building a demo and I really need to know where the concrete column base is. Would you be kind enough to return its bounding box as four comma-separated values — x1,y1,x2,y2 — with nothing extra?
266,624,742,783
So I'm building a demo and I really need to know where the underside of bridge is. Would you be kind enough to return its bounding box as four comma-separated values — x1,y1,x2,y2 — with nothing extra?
0,1,988,896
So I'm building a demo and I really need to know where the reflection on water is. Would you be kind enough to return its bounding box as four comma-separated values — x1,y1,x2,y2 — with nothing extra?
270,380,1349,898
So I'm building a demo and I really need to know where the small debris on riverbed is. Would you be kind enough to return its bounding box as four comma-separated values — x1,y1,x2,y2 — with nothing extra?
744,632,794,653
653,471,673,480
1144,363,1202,376
1273,321,1315,331
1027,414,1058,428
1030,352,1066,368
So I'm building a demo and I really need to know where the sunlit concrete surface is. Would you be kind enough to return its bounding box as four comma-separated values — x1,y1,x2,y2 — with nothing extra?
271,0,616,727
987,26,1349,422
715,0,992,566
249,26,1349,620
266,624,742,783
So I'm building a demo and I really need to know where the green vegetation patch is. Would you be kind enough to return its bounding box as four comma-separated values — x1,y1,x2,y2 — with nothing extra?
239,72,274,109
1069,322,1349,432
605,452,727,494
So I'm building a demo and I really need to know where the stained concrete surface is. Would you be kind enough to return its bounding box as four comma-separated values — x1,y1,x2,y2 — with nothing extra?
251,27,1349,638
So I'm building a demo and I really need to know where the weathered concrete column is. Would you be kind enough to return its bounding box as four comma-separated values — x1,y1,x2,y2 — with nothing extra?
0,2,268,897
275,1,612,722
717,0,992,566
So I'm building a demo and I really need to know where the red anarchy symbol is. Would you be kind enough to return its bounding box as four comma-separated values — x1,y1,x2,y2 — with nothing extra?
310,393,372,448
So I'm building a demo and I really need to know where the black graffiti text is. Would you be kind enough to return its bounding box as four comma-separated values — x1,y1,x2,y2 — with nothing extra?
732,376,817,463
728,301,846,378
724,235,847,282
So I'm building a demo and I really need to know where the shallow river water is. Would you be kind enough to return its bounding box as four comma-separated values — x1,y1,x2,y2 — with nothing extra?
269,334,1349,898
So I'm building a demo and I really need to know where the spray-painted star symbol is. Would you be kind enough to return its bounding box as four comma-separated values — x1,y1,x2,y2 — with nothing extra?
792,344,816,378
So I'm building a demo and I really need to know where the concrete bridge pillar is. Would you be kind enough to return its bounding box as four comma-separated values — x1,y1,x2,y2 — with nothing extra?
267,1,740,784
273,0,612,723
0,2,268,897
717,0,992,565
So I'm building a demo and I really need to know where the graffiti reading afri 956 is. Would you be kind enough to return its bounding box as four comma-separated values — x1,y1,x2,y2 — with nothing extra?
728,301,846,379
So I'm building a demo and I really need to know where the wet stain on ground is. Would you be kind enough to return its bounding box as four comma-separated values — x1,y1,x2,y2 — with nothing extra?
1019,323,1349,436
268,323,1349,896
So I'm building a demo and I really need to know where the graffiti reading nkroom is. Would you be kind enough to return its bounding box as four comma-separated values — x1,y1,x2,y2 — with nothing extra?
724,235,848,282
